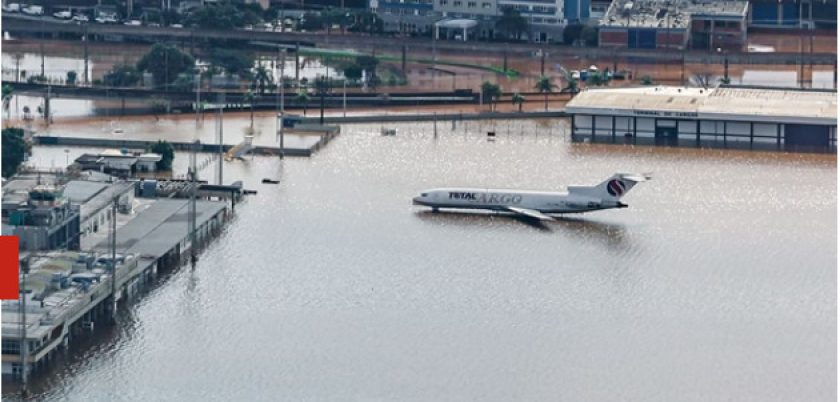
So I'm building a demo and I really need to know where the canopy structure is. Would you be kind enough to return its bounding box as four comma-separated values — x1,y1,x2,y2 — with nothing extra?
434,19,478,41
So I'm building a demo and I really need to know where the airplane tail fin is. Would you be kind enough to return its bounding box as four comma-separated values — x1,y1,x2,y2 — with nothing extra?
568,173,651,201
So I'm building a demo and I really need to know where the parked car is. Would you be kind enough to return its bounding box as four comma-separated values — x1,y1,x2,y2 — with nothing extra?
22,5,44,15
123,20,142,26
3,3,21,12
72,14,89,22
169,23,183,28
53,10,72,19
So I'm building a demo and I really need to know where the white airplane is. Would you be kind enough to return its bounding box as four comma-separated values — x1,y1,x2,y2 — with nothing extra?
412,173,650,221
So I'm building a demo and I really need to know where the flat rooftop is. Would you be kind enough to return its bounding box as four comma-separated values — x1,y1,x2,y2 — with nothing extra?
93,198,227,259
565,86,837,125
601,0,749,29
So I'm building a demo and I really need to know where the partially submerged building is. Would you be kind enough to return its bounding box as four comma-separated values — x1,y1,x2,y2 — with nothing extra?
2,179,81,251
565,85,837,152
598,0,749,50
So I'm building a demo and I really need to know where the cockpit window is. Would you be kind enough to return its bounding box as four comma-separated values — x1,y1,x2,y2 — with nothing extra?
421,193,428,197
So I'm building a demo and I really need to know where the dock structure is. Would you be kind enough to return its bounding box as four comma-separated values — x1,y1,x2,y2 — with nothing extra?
1,198,231,383
565,85,837,153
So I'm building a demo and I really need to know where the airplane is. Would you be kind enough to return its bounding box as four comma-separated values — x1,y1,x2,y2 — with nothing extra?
412,173,650,221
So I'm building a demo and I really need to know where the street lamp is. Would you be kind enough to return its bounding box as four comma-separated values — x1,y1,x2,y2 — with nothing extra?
716,47,728,83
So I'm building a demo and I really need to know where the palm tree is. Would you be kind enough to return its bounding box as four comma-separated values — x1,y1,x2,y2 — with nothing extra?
296,91,310,116
244,90,258,130
534,75,556,111
253,65,272,94
480,81,501,112
511,92,525,112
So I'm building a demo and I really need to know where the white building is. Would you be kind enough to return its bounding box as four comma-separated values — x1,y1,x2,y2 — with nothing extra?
565,85,837,152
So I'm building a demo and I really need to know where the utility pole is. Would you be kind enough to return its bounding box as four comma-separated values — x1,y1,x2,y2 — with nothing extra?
19,257,29,392
540,49,545,76
188,140,198,268
83,24,89,85
195,70,201,127
110,197,117,321
278,47,285,158
216,91,224,185
401,45,407,74
294,42,300,83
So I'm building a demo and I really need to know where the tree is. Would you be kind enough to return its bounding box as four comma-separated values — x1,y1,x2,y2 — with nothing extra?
639,75,654,85
586,72,608,87
300,13,325,31
512,92,525,112
581,26,599,47
207,48,255,80
562,24,584,45
136,43,195,88
343,64,363,82
66,70,78,86
719,76,731,85
535,75,556,111
103,64,141,87
2,127,28,178
356,55,379,79
348,11,383,34
252,65,273,94
185,3,258,30
480,81,501,111
495,8,528,40
148,140,174,171
296,91,310,115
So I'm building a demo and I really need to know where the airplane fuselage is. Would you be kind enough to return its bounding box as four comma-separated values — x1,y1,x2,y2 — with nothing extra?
412,188,627,215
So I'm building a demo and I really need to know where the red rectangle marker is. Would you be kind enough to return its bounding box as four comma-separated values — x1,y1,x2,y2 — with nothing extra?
0,236,20,300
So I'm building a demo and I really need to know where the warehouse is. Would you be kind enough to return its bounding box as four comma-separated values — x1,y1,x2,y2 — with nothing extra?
565,85,837,152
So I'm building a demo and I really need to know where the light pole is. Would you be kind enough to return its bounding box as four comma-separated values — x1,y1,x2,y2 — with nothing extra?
277,47,286,158
19,257,29,392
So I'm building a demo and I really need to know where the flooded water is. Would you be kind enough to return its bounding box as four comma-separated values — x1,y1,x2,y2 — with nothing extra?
4,117,836,401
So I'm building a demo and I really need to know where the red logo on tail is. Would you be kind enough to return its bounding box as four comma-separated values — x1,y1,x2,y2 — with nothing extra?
607,180,625,197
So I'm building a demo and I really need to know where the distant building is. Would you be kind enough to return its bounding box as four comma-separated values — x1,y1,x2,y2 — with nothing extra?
565,85,837,152
749,0,836,29
74,150,162,178
598,0,748,50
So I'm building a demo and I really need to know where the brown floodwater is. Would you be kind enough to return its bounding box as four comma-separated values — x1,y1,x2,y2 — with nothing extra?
3,114,836,401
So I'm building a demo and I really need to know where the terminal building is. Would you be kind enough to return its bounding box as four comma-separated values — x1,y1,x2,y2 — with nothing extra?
565,85,837,153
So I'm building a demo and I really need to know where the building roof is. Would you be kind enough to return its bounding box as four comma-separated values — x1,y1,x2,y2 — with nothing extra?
565,85,838,125
600,0,748,29
435,19,479,29
92,199,227,259
63,181,109,203
78,181,135,223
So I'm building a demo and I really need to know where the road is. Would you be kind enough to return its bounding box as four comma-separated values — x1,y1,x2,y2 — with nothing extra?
2,14,836,66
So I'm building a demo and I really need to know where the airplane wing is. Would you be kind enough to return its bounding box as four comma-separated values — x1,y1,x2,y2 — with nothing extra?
505,206,556,221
